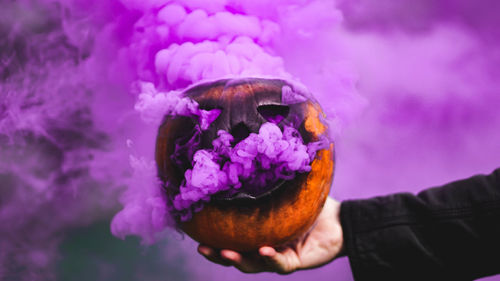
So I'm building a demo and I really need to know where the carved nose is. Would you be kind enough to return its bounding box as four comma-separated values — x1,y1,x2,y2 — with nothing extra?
230,122,251,145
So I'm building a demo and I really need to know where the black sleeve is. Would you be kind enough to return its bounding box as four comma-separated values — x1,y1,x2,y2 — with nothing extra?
340,168,500,281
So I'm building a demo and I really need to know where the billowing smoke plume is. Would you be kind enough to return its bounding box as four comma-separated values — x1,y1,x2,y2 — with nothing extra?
110,0,364,242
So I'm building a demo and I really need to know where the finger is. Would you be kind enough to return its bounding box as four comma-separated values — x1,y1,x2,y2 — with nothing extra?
260,247,284,270
259,246,298,274
197,245,212,256
197,245,232,266
220,249,243,264
259,246,276,257
221,249,267,273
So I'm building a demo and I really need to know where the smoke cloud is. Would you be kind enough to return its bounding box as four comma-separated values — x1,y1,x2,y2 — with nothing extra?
1,0,499,281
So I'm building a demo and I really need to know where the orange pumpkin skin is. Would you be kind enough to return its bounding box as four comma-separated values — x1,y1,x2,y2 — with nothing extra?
155,78,335,252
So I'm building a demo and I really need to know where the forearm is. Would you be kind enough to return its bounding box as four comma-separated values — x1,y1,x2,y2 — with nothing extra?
340,168,500,280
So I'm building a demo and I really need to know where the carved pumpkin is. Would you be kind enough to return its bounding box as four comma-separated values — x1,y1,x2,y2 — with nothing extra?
155,78,334,252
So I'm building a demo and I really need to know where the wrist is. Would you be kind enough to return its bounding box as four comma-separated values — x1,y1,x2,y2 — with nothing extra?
332,199,346,258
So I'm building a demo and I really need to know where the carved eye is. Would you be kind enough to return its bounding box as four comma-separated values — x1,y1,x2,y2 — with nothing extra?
257,104,290,124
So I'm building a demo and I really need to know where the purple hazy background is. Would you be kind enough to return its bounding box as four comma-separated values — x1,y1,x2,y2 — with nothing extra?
1,0,499,281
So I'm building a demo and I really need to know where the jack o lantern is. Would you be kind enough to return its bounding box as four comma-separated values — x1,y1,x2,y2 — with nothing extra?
155,78,334,252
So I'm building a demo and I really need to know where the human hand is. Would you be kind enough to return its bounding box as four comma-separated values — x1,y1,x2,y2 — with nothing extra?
197,197,344,274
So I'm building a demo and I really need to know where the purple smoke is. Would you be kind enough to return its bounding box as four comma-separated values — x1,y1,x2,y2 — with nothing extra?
171,122,328,221
134,82,221,129
112,0,360,242
3,0,500,281
131,78,330,223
